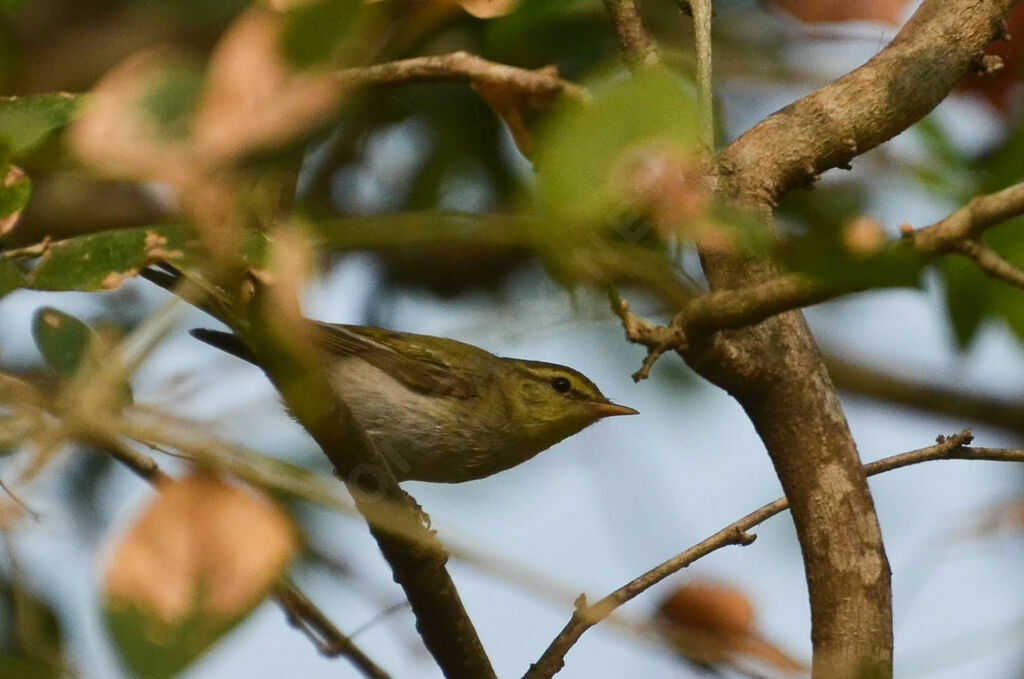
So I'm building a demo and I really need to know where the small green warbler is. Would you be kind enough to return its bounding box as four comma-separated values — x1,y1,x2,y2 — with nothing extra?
190,322,637,483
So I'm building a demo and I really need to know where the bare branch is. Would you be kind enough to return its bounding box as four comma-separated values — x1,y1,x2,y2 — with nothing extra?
614,180,1024,375
274,580,392,679
525,430,1024,679
337,51,588,103
908,180,1024,251
682,0,714,150
954,239,1024,289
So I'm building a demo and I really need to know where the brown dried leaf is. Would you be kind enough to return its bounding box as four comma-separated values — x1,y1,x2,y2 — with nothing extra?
771,0,908,26
193,7,345,166
657,580,807,676
472,80,538,157
610,142,712,239
659,580,756,638
970,498,1024,538
103,473,298,624
450,0,523,19
842,216,887,257
69,48,199,186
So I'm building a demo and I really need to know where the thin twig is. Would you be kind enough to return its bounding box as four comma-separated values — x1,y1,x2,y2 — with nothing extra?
523,430,1024,679
337,51,588,103
614,180,1024,379
274,579,392,679
953,239,1024,289
0,474,40,522
602,0,660,68
684,0,714,150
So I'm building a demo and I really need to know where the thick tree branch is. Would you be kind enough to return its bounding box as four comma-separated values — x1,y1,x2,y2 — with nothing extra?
716,0,1016,206
684,2,1017,677
526,431,1024,679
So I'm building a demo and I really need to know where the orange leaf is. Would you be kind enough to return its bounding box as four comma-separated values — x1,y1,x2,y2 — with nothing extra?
657,580,807,676
771,0,908,26
104,473,297,626
192,6,345,166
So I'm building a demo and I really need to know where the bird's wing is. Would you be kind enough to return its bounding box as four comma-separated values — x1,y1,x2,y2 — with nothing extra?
310,323,478,398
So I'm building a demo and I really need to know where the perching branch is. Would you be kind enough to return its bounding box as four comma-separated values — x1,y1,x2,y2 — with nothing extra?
242,270,495,679
525,430,1024,679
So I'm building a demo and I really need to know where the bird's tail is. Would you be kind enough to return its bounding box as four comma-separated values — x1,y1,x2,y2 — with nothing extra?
188,328,257,364
139,263,240,328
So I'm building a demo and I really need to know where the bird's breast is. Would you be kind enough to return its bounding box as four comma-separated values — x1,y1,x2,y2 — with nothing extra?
327,358,522,482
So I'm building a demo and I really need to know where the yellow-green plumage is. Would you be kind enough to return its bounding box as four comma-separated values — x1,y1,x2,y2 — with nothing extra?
194,323,637,483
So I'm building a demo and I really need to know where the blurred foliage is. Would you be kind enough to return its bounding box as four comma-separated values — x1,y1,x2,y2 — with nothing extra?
104,475,298,679
777,184,925,290
913,114,1024,349
0,583,68,679
0,94,79,161
534,66,699,226
31,306,95,378
25,226,189,291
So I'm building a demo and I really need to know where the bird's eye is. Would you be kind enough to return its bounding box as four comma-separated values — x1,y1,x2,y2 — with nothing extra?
551,376,571,393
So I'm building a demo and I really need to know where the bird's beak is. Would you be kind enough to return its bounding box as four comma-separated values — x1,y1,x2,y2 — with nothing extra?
589,401,639,418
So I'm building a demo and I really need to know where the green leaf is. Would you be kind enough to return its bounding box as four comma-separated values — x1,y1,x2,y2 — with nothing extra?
31,307,95,378
0,581,68,678
0,94,80,161
940,255,991,349
26,225,191,291
0,164,30,236
280,0,377,68
0,259,22,298
105,602,240,679
30,306,134,404
533,66,700,228
138,63,204,141
0,657,62,679
981,219,1024,344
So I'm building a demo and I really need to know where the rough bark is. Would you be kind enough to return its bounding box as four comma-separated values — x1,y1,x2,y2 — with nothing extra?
690,1,1018,676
